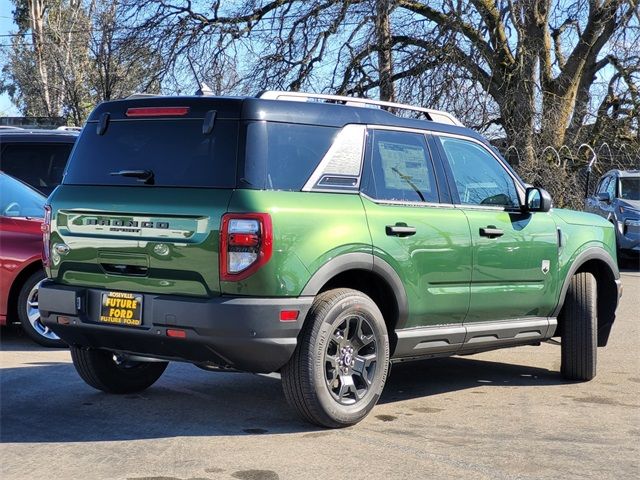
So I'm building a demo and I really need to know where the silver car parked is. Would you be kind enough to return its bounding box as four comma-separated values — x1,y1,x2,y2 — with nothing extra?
586,169,640,264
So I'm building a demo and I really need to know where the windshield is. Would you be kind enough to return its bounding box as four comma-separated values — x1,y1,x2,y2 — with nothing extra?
64,119,237,187
620,177,639,201
0,173,46,218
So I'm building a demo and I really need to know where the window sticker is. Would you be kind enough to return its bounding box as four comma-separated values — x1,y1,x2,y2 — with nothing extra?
378,141,431,192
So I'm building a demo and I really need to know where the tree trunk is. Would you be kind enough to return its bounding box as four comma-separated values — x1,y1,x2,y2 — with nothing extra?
541,82,582,149
375,0,394,102
28,0,53,116
497,55,538,167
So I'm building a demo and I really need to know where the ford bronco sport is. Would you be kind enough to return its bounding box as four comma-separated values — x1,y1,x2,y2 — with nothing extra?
38,91,622,428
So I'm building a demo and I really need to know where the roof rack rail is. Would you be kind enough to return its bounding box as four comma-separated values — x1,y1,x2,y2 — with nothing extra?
258,90,464,127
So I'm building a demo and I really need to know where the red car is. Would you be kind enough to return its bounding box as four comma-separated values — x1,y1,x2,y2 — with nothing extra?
0,172,64,346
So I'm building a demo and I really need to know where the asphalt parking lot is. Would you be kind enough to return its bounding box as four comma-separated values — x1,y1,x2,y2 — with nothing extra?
1,269,638,480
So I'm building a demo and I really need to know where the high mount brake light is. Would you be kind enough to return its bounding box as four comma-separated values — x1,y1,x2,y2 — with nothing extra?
220,213,272,281
42,205,51,267
125,107,189,117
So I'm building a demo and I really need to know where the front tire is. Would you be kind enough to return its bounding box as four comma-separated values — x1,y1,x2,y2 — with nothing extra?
70,346,168,393
560,272,597,381
17,270,65,348
281,288,389,428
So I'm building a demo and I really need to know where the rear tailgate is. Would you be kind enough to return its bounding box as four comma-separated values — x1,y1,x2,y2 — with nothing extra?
46,98,240,297
47,186,232,296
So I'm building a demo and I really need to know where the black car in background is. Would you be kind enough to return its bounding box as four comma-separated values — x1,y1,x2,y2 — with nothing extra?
0,128,78,196
586,169,640,263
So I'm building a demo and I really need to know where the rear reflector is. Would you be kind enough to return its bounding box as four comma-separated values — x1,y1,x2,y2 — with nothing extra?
229,233,260,247
57,316,71,325
166,328,187,338
280,310,299,322
126,107,189,117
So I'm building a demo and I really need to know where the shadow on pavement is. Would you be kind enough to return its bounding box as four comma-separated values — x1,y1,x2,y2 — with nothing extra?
0,325,68,352
2,330,569,444
618,255,639,272
381,355,564,405
1,361,315,442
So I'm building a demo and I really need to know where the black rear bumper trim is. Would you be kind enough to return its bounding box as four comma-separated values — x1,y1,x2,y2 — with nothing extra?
39,280,313,373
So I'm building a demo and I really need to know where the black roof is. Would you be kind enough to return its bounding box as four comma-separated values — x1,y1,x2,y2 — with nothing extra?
88,95,486,144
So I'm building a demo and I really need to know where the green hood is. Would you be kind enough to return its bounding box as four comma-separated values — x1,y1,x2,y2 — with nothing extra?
553,208,612,227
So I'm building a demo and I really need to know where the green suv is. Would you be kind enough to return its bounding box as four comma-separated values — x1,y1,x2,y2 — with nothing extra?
39,91,622,427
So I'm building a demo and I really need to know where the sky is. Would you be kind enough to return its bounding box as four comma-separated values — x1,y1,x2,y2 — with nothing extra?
0,0,19,115
0,0,630,124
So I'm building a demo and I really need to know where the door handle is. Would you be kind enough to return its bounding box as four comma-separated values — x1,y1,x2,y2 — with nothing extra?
479,225,504,238
386,224,416,237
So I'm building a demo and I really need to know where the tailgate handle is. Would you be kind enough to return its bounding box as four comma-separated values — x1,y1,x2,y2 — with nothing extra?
101,263,149,276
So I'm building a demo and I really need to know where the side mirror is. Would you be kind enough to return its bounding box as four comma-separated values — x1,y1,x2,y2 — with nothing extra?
597,192,612,203
525,187,552,212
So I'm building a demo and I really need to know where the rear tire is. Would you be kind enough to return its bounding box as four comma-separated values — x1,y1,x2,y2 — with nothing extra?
70,346,168,393
560,272,597,381
281,288,389,428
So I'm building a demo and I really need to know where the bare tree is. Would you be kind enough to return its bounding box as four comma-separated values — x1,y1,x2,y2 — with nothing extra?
121,0,639,163
90,1,162,101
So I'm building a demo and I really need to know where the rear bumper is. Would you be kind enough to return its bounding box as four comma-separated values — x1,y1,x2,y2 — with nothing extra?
38,281,313,373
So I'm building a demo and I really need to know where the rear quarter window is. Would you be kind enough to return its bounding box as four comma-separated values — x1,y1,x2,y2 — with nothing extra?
64,119,238,188
243,122,338,191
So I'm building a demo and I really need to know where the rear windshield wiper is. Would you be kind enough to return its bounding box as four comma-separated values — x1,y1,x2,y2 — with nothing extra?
110,169,155,185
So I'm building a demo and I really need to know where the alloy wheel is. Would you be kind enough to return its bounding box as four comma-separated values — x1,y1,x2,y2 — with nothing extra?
324,313,377,405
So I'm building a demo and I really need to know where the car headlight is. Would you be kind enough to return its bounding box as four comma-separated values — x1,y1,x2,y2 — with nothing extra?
620,205,640,215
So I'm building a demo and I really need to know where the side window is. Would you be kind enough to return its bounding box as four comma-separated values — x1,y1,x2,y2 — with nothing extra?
362,129,438,203
0,143,73,195
605,176,617,197
597,177,611,194
437,136,519,207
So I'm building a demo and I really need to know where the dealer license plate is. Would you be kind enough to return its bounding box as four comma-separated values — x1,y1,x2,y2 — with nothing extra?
99,291,143,326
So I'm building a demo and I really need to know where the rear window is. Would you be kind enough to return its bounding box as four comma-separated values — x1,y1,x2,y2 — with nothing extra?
243,122,338,190
64,119,237,187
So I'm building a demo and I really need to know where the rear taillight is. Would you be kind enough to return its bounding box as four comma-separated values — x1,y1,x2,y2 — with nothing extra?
220,213,272,281
42,205,51,267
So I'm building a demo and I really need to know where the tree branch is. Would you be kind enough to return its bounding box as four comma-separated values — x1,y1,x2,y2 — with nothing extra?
397,0,497,70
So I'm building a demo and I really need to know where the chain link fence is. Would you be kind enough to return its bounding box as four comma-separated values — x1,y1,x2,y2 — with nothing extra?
499,143,640,210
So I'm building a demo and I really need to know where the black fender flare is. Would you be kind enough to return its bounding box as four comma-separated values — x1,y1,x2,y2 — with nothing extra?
300,252,409,329
552,246,621,346
552,247,620,317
